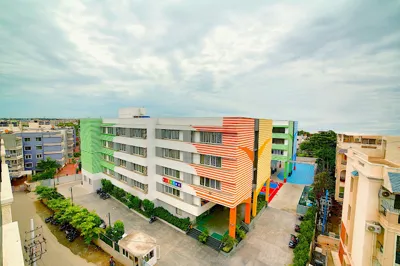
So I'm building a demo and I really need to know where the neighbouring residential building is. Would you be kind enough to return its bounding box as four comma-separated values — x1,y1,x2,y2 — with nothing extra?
0,131,32,179
20,130,68,173
296,134,309,150
334,134,384,202
1,139,25,266
271,120,298,182
81,107,273,237
339,136,400,266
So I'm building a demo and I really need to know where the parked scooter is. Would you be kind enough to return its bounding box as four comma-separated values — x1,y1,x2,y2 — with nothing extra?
96,188,103,194
149,216,157,224
290,234,299,243
289,240,297,249
298,215,304,221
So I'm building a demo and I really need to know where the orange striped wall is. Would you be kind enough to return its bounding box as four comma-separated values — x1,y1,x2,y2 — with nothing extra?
191,117,255,208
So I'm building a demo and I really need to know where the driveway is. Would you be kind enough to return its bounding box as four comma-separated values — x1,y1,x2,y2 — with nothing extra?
268,183,304,214
58,184,297,266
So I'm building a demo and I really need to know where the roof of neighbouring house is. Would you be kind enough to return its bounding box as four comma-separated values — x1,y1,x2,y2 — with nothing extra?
388,172,400,193
351,170,359,176
118,230,156,256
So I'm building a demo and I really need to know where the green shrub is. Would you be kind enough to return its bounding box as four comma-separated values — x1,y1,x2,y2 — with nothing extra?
101,179,114,193
292,206,316,266
142,199,154,215
130,196,142,210
153,207,190,230
198,228,209,243
221,235,237,252
235,226,246,240
74,152,81,157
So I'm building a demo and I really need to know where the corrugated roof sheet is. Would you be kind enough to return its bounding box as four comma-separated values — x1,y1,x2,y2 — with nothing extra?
351,170,359,176
389,172,400,193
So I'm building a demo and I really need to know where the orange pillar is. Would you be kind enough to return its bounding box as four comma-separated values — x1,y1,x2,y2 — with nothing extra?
245,198,251,224
229,207,237,238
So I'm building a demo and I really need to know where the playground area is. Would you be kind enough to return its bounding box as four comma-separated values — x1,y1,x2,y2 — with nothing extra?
277,162,315,185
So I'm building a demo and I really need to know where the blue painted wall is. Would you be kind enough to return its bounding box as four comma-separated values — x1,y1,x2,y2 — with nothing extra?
292,121,298,170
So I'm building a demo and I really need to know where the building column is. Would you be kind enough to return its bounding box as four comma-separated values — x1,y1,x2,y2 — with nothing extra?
284,161,288,183
229,207,237,238
265,178,271,202
244,198,251,224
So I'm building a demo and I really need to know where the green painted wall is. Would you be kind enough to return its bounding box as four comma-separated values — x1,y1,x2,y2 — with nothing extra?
81,118,103,174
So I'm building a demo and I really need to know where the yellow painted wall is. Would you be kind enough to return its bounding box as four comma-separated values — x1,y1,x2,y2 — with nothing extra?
252,119,273,216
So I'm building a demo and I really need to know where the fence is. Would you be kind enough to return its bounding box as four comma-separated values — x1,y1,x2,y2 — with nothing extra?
40,174,82,187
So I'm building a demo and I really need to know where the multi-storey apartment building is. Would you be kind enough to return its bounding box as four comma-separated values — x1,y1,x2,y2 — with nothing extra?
339,136,400,266
20,130,67,173
1,139,25,265
0,131,32,179
271,120,298,182
334,134,384,202
81,107,273,237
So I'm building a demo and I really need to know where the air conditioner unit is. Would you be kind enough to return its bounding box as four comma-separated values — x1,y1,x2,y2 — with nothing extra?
379,188,392,198
365,222,381,234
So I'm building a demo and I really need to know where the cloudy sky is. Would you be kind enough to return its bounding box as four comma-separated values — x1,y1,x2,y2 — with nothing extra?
0,0,399,134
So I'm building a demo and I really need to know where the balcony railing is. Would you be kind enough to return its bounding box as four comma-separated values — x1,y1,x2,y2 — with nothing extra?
341,161,347,165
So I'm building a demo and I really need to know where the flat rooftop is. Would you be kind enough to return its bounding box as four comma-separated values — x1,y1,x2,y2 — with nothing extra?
118,230,156,256
369,158,400,168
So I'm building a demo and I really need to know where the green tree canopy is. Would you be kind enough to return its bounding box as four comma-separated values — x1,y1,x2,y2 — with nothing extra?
37,157,61,171
299,130,337,173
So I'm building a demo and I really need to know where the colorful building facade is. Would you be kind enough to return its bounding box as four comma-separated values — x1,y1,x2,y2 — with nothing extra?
81,108,273,237
271,120,298,182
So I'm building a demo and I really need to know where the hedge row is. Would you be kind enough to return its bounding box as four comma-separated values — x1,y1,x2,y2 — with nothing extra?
101,179,190,231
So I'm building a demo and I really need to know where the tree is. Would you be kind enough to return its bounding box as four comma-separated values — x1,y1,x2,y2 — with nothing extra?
299,130,337,174
35,186,60,200
313,171,335,197
59,205,83,224
37,157,61,171
32,168,56,181
113,220,125,241
79,212,103,244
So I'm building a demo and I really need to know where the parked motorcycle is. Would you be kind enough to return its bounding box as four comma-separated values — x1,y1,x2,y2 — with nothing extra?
294,224,300,233
298,215,304,221
99,219,106,229
45,216,54,223
51,219,60,226
149,216,157,224
60,223,69,231
289,240,297,249
290,234,298,243
67,231,79,242
96,188,103,194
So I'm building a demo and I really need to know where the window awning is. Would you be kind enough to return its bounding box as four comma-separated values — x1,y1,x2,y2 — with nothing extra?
338,149,348,154
351,170,359,176
389,172,400,193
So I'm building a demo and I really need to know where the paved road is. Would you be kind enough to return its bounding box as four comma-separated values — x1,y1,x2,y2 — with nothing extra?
58,181,297,266
11,192,96,266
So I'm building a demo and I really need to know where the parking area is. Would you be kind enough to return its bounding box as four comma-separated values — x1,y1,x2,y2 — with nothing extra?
57,183,297,266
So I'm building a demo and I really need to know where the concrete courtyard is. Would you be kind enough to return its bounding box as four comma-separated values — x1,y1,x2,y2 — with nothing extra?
56,181,298,266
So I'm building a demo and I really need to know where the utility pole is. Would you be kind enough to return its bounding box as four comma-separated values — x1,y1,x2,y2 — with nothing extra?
24,219,47,265
107,213,111,227
70,187,73,205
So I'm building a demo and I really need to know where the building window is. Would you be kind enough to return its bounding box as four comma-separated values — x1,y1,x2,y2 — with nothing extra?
118,174,128,183
163,185,180,197
200,132,222,144
102,127,114,135
132,179,145,190
36,154,43,159
272,127,286,133
36,137,42,141
163,167,180,179
200,155,222,168
162,148,180,160
24,146,32,151
36,145,43,150
130,128,146,138
89,178,92,185
272,149,284,155
25,154,32,159
144,250,154,262
272,138,285,144
122,248,129,258
25,162,33,168
176,208,182,216
131,146,146,156
133,163,146,175
200,177,221,190
119,144,127,152
24,137,31,142
162,129,180,140
116,128,126,136
118,159,127,168
394,195,400,210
